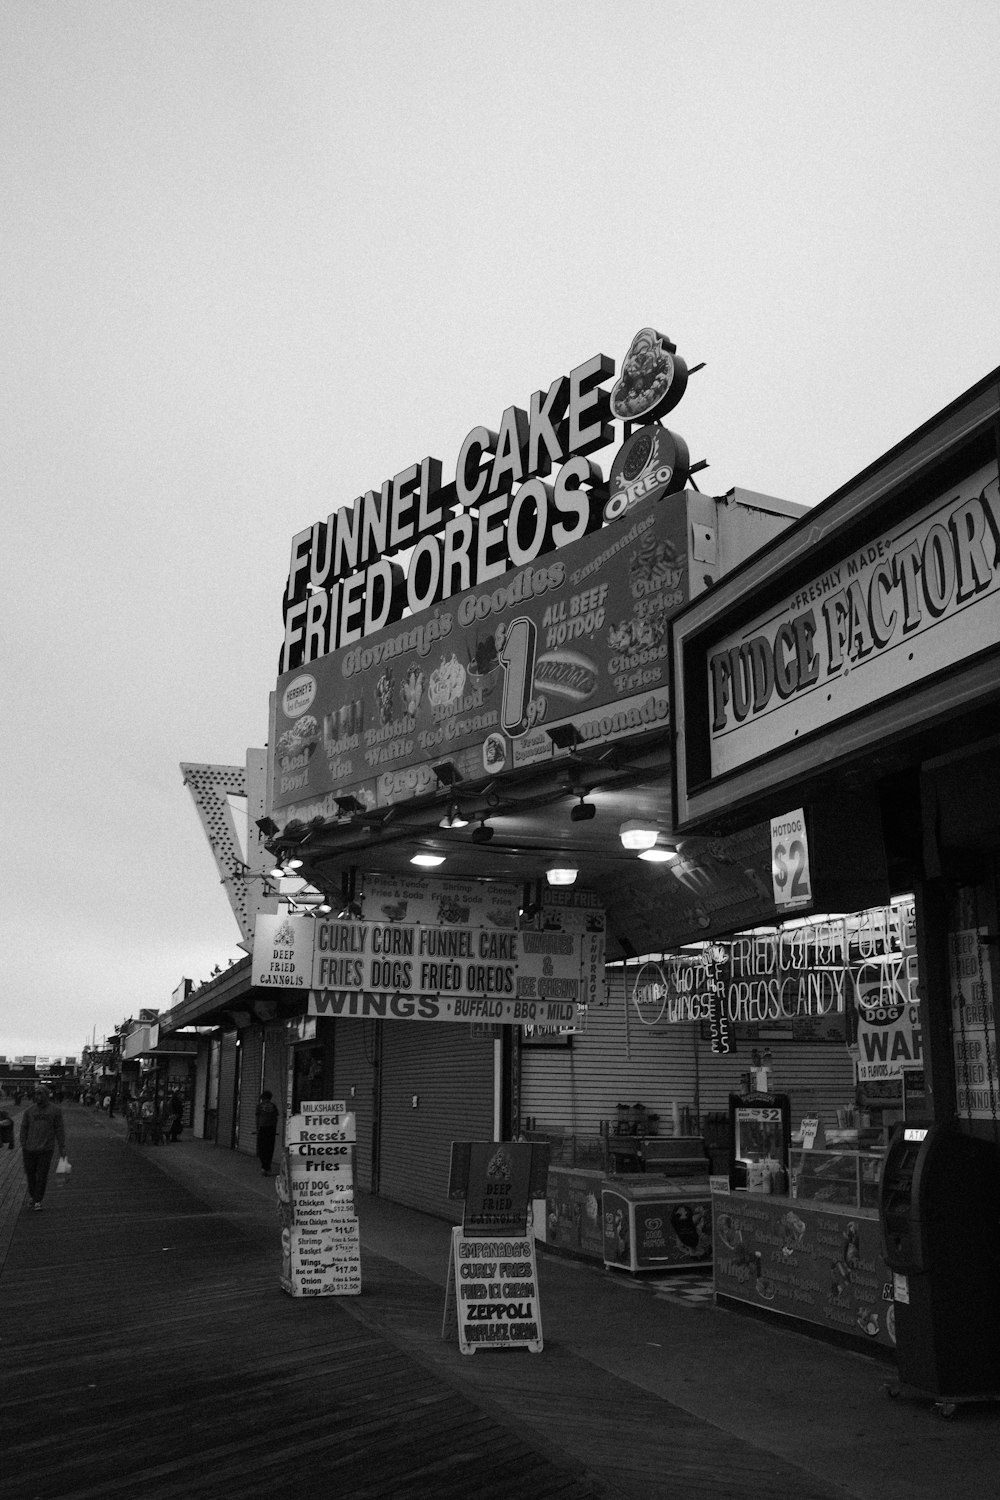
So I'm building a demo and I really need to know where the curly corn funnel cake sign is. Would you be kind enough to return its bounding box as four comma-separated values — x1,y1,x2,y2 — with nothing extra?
272,331,692,820
253,910,585,1025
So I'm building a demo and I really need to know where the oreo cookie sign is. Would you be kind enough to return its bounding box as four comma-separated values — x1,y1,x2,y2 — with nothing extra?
605,424,690,523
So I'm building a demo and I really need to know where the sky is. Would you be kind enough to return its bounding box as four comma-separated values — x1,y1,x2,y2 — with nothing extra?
3,1,999,1061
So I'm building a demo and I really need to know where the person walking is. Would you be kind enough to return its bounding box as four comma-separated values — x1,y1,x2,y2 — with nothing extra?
166,1089,184,1142
254,1090,279,1175
19,1085,67,1211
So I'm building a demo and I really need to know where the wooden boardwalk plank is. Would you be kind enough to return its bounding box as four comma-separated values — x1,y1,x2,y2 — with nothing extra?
0,1115,607,1500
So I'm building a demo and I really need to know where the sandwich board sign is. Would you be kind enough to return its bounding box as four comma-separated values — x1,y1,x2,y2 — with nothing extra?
442,1141,548,1354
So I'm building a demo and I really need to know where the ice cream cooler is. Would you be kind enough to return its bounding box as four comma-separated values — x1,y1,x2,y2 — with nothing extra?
602,1179,713,1271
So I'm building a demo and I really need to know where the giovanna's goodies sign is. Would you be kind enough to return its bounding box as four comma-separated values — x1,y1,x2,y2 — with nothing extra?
273,331,691,817
708,462,1000,777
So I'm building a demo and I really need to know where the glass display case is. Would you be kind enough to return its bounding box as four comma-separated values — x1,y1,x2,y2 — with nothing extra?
791,1148,884,1209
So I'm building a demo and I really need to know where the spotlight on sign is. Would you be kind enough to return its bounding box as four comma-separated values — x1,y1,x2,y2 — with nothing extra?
547,724,581,752
439,802,469,829
546,867,578,886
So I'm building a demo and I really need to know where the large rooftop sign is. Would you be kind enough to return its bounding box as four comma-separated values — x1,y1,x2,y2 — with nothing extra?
272,331,695,817
280,332,690,673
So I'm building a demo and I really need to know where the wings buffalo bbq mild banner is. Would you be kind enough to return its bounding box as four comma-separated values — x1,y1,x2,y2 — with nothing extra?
271,489,685,820
253,912,584,1026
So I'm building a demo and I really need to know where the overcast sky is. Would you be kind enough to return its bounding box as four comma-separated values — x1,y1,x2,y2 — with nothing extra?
3,1,999,1061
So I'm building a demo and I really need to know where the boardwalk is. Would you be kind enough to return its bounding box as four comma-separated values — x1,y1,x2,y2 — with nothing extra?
1,1107,998,1500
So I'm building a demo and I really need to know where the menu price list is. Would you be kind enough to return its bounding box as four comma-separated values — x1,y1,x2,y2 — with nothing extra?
278,1100,362,1297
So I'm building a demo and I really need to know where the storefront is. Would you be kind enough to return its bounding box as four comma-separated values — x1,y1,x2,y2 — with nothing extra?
258,327,812,1226
155,958,304,1152
668,366,1000,1363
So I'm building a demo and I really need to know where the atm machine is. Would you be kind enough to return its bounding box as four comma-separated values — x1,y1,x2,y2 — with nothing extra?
878,1121,1000,1410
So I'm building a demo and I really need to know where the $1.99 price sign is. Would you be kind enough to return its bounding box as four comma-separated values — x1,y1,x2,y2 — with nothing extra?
770,809,812,912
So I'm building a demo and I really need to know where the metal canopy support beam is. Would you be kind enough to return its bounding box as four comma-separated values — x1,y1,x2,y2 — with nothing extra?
180,757,277,945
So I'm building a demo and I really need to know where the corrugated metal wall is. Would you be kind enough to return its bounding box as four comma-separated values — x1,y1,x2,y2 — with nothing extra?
520,968,855,1137
377,1021,494,1221
262,1023,286,1157
331,1019,378,1195
215,1032,239,1148
236,1027,263,1155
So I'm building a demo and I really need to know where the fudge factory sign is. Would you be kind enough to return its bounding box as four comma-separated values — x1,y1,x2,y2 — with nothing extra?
708,462,1000,777
273,330,692,817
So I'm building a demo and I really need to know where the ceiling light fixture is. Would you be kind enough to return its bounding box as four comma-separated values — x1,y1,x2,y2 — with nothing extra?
411,852,446,867
619,819,660,851
546,866,578,886
638,846,679,863
471,819,494,845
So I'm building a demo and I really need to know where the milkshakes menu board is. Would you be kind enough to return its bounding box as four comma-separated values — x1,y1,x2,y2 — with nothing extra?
278,1101,361,1297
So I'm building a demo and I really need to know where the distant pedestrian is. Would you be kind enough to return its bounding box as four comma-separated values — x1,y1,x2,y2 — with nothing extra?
255,1090,279,1175
20,1086,67,1211
166,1090,184,1142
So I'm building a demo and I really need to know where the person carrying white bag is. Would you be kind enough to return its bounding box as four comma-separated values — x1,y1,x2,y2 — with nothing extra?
19,1086,68,1211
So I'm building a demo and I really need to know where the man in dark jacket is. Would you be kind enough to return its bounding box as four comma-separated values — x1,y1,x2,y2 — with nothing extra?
20,1086,67,1210
254,1091,280,1175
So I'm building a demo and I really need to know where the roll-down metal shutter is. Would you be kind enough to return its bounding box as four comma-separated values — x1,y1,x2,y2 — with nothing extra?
216,1032,239,1149
520,967,856,1136
237,1027,263,1155
331,1019,379,1196
377,1021,494,1220
262,1023,287,1158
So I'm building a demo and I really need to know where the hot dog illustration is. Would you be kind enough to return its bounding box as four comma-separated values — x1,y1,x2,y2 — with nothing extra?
533,650,598,702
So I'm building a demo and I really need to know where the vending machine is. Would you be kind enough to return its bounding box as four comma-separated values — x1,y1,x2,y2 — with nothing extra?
879,1121,1000,1404
727,1092,791,1193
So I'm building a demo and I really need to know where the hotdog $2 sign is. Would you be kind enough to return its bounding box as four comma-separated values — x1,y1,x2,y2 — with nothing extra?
272,489,687,819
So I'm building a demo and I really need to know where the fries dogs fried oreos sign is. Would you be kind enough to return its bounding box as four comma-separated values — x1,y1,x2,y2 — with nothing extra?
253,913,584,1024
273,333,692,817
